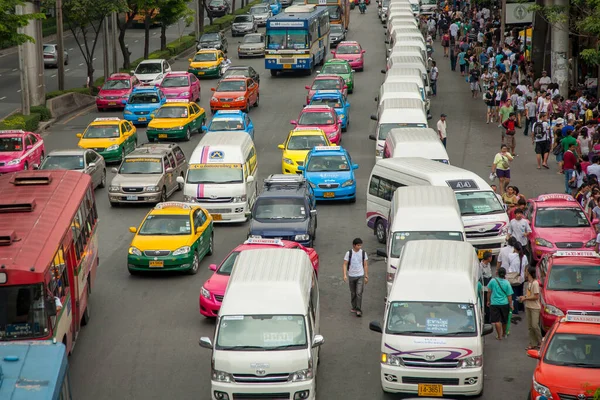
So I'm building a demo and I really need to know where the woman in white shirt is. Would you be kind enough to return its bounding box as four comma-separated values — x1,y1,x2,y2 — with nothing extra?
506,242,528,316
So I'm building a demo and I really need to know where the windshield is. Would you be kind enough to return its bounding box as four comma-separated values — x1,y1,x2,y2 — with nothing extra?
390,231,464,258
544,333,600,367
312,79,343,90
119,158,163,174
161,76,189,87
377,123,427,140
103,79,131,90
266,30,309,50
194,52,217,62
386,301,477,336
186,164,243,184
217,251,240,275
43,45,55,53
209,119,244,131
201,33,220,41
251,6,269,13
154,106,188,119
287,134,328,150
298,111,335,125
455,191,505,216
138,214,191,235
128,93,159,104
254,198,307,221
322,63,350,74
535,208,590,228
310,97,342,108
40,155,85,170
0,284,50,340
243,35,263,44
410,3,419,11
217,80,247,92
0,137,23,152
306,155,349,172
216,315,307,350
83,125,119,138
546,265,600,291
327,5,341,19
337,45,361,54
330,24,343,34
135,63,162,74
235,15,253,22
223,69,250,78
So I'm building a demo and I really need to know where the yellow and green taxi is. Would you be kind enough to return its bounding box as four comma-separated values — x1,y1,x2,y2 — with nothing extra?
76,117,137,163
188,49,225,78
277,127,332,174
146,100,206,142
127,202,214,275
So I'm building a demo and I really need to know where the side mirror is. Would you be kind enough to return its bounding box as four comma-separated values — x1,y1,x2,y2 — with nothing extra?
202,126,208,132
188,58,193,62
593,219,599,225
383,25,387,29
247,175,255,183
89,162,96,167
166,167,174,173
338,121,342,126
351,69,356,73
297,166,305,171
129,226,137,233
482,324,494,336
199,337,213,349
305,85,311,90
310,209,317,216
380,69,386,74
427,114,433,120
369,321,383,333
526,349,540,359
384,40,389,44
311,334,325,348
290,120,297,125
331,51,336,55
111,167,119,173
368,134,376,141
278,144,284,149
76,133,83,138
316,70,321,74
26,145,32,150
370,115,377,121
130,70,135,75
211,88,216,91
352,163,359,170
176,176,185,184
45,298,57,317
376,248,387,257
209,263,217,271
121,100,127,105
33,163,39,170
362,50,366,54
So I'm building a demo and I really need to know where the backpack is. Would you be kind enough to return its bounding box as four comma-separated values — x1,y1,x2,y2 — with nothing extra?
346,249,366,271
533,122,546,140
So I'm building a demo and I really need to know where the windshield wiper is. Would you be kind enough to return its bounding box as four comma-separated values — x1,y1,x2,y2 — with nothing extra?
560,362,600,368
219,180,242,184
392,330,434,335
268,344,305,350
218,345,265,350
432,331,474,337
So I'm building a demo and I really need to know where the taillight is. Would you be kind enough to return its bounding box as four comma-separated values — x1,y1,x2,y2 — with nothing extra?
386,272,395,283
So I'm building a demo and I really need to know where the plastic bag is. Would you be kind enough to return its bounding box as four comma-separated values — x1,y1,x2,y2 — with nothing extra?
489,172,497,182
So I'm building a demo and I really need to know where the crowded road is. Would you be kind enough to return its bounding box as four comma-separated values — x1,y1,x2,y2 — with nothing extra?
38,6,565,399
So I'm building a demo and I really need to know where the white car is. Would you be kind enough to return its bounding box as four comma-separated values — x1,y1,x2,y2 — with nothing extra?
131,59,172,85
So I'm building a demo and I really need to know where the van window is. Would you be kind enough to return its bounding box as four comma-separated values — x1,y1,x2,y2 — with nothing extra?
369,175,404,201
454,190,505,217
173,146,186,164
246,146,257,173
216,315,308,350
377,122,427,140
390,231,464,258
386,301,477,336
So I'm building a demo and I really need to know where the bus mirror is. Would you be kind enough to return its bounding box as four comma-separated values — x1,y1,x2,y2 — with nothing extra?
368,134,376,141
46,298,57,317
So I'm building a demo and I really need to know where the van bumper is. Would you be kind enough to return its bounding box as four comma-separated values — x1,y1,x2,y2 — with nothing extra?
212,379,316,400
466,237,505,257
196,201,249,224
380,365,483,396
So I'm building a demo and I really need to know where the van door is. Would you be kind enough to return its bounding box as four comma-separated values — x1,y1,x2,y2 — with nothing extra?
245,146,258,206
309,273,320,370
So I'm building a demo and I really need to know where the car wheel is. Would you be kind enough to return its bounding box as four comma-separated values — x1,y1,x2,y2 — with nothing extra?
99,169,106,188
375,218,386,243
348,86,353,94
109,201,119,207
342,123,347,133
188,251,200,275
128,267,140,275
160,187,167,203
253,94,259,107
23,162,28,171
185,126,192,141
64,56,69,66
270,70,277,77
349,195,356,204
120,147,126,162
81,302,90,326
207,233,214,255
177,173,184,191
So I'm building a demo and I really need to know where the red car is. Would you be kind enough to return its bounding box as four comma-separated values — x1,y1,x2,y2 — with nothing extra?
158,71,201,102
525,193,598,263
0,130,45,173
536,250,600,333
526,310,600,400
305,74,348,104
96,73,138,111
291,105,342,144
331,41,366,71
199,239,319,317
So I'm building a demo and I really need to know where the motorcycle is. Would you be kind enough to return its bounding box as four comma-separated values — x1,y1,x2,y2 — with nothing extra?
358,1,366,13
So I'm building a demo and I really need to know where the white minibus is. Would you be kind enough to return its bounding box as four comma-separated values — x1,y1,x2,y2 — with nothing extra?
382,128,448,163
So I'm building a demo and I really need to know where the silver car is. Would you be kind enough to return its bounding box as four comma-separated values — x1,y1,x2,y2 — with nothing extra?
108,143,188,207
249,5,272,26
238,33,266,58
231,14,258,37
43,44,69,68
38,149,106,189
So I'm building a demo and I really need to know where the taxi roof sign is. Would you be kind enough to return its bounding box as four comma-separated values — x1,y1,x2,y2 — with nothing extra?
565,310,600,324
93,117,121,122
165,99,190,103
536,193,575,202
215,110,243,114
0,130,25,134
315,145,340,151
244,238,285,246
222,75,247,79
154,201,192,210
554,251,600,258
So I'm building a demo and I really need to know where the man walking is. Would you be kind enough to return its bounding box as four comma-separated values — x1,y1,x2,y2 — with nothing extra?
437,113,447,148
430,61,439,96
343,238,369,317
532,112,551,169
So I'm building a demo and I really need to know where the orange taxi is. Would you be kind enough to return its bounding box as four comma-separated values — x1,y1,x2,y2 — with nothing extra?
209,75,259,114
527,310,600,400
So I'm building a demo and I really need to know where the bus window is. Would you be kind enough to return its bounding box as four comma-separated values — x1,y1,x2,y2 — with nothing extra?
267,31,285,49
287,30,308,49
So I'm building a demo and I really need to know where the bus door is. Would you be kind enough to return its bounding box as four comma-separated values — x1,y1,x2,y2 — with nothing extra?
64,243,81,345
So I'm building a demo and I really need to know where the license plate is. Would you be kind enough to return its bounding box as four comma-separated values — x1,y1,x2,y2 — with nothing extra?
158,134,168,138
477,249,491,259
283,64,292,69
222,104,230,108
126,195,138,201
323,192,335,198
149,260,164,268
418,384,443,397
138,117,147,122
198,72,205,75
212,214,222,221
108,102,116,106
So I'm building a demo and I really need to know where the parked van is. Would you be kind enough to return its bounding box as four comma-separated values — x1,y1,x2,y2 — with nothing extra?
383,128,449,163
386,44,425,64
179,131,258,223
199,248,323,400
386,13,418,28
385,27,422,49
366,157,509,255
381,67,429,98
386,55,430,86
376,81,430,115
381,186,465,294
369,98,429,158
407,0,420,15
369,240,493,397
385,30,424,53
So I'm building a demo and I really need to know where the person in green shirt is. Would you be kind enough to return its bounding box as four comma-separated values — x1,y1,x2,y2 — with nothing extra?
487,267,514,340
561,130,580,157
499,99,515,145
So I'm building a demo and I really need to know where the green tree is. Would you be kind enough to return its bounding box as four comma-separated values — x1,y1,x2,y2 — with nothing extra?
138,0,159,59
0,0,45,45
154,0,194,50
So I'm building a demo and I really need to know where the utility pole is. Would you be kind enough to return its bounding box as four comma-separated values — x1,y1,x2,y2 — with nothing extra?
111,11,118,74
16,5,30,116
550,0,569,96
103,17,110,80
499,0,506,50
195,0,201,39
56,0,65,90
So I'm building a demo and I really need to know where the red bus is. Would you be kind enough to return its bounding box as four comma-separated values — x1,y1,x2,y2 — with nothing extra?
0,170,99,354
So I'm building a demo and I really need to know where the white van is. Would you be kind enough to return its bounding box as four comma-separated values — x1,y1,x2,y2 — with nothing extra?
386,55,429,83
420,0,437,15
385,30,424,54
381,67,429,98
366,157,509,255
199,248,323,400
386,14,418,28
369,98,429,158
382,128,448,163
179,131,258,223
407,0,420,15
370,240,493,397
386,44,425,64
381,186,464,294
377,81,429,113
385,26,422,48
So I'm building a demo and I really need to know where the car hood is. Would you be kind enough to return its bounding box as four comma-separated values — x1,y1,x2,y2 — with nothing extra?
78,137,121,148
99,88,131,97
233,22,254,27
534,226,596,243
200,41,221,47
249,219,309,236
284,149,310,163
239,43,265,50
111,174,162,186
335,54,361,62
214,349,308,374
305,170,352,181
125,103,163,111
252,13,270,18
543,289,600,312
131,235,190,252
535,363,600,391
134,73,162,81
148,118,189,128
189,61,219,68
213,91,246,98
159,87,191,95
203,271,229,294
0,152,23,162
297,123,337,134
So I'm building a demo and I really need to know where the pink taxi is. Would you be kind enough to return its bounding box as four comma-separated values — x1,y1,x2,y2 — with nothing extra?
0,130,45,173
199,239,319,318
525,193,598,263
96,73,138,111
331,41,365,71
291,105,342,144
305,74,347,104
158,71,201,102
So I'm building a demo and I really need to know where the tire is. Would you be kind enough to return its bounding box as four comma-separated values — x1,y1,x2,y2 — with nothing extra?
270,69,277,77
197,118,205,134
207,233,214,255
349,195,356,203
23,162,28,170
185,126,192,141
188,251,200,275
109,201,119,207
128,267,141,275
177,174,184,191
348,86,353,94
253,94,259,107
99,169,106,188
342,123,347,133
159,187,167,203
375,218,386,243
81,302,90,326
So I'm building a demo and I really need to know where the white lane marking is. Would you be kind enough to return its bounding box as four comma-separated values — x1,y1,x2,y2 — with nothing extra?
65,68,70,72
17,89,21,93
51,74,56,77
134,40,139,43
12,68,17,72
69,48,74,51
79,63,84,66
0,96,6,100
93,57,96,61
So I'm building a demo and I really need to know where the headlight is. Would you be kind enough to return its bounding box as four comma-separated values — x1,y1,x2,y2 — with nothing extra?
173,246,191,256
535,237,553,248
585,238,596,247
124,110,132,115
109,186,120,192
341,179,354,187
128,247,142,256
235,96,246,101
386,272,395,283
375,149,383,157
144,186,160,192
155,74,163,81
544,304,564,317
249,235,262,239
106,144,119,151
290,368,313,382
533,378,553,399
176,126,184,130
200,286,211,299
327,132,336,139
122,95,129,98
295,234,310,241
211,369,232,383
458,355,483,368
6,159,21,165
183,195,196,202
283,157,294,165
211,97,218,102
381,353,404,366
308,181,316,188
233,195,247,202
97,95,105,99
180,92,189,97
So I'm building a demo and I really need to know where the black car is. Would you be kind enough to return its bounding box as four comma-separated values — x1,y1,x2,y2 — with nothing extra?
197,32,228,52
248,175,317,247
207,0,230,18
329,24,347,47
222,65,260,84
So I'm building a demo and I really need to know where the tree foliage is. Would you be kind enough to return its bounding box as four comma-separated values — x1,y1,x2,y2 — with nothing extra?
155,0,194,49
0,0,45,45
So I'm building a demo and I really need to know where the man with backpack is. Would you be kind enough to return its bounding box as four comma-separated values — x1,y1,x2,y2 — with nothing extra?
342,238,369,317
532,112,551,169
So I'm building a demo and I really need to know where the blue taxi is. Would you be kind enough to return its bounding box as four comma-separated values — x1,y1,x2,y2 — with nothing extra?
309,90,351,132
123,86,167,125
205,110,255,140
298,145,358,202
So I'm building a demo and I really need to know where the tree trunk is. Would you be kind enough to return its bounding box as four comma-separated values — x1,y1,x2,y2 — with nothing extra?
87,63,95,89
144,13,151,59
160,23,167,50
231,0,236,13
118,12,137,70
199,0,206,32
203,0,213,25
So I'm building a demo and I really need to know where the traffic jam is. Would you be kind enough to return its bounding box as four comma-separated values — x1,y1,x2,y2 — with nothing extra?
0,0,599,399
